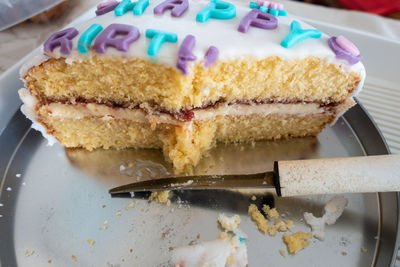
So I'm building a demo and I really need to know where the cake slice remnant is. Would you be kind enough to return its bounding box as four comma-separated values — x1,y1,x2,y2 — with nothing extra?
19,0,365,173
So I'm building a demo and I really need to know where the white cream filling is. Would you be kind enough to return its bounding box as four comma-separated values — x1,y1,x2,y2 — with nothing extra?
45,100,329,125
19,88,347,128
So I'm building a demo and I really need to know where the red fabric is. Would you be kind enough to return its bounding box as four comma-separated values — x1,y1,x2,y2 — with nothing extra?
338,0,400,15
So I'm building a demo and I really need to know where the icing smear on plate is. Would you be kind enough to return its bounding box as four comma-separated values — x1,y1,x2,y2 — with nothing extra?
303,196,348,241
170,213,247,267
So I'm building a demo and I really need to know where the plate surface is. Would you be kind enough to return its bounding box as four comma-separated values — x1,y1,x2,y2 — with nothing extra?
0,102,398,267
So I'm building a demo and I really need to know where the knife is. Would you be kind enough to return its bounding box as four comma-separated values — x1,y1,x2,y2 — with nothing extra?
109,154,400,197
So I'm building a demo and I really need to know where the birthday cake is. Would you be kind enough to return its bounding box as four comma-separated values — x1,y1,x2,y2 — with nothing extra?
19,0,365,172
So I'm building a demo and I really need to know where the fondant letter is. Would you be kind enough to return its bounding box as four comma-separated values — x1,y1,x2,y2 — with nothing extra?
196,0,236,23
93,24,140,53
153,0,189,17
115,0,149,16
146,29,178,56
238,9,277,33
78,24,103,53
281,20,321,48
177,35,197,75
44,27,79,55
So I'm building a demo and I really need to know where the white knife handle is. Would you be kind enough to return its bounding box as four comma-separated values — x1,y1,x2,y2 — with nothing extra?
276,154,400,197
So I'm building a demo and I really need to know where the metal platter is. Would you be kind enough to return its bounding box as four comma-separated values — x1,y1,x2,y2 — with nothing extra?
0,101,398,267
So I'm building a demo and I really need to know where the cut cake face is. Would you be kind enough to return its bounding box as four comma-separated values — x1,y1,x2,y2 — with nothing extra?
19,0,365,173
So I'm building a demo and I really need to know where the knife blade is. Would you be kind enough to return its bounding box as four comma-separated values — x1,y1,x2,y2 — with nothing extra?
109,154,400,197
109,171,277,193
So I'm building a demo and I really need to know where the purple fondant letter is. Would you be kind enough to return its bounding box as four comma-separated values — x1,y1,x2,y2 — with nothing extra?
154,0,188,17
238,9,278,33
177,35,197,75
93,23,140,53
204,46,219,68
43,27,79,55
96,1,119,16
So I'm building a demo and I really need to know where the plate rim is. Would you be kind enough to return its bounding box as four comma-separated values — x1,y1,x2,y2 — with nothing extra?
0,101,398,266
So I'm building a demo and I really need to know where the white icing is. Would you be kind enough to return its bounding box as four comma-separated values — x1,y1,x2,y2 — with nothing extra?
170,233,247,267
19,53,50,79
171,238,232,267
303,196,348,241
20,0,365,95
218,213,241,232
18,89,58,146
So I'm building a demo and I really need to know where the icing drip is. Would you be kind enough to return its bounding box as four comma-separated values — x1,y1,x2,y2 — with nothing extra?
145,29,178,56
153,0,189,17
93,23,140,53
238,9,278,33
196,0,236,22
204,46,219,67
43,28,79,55
281,20,322,48
177,34,197,74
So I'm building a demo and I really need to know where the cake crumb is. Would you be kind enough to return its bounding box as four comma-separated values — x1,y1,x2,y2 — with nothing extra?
279,249,286,257
251,195,257,201
71,255,77,262
361,247,367,253
268,227,277,237
196,234,200,239
285,220,294,229
87,239,95,246
102,204,106,208
262,205,279,219
25,250,35,257
130,248,134,253
169,247,174,251
248,204,270,234
149,190,171,206
273,220,292,232
342,251,347,256
125,201,135,210
282,231,312,255
48,260,52,264
116,210,122,216
218,213,241,231
102,221,109,230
